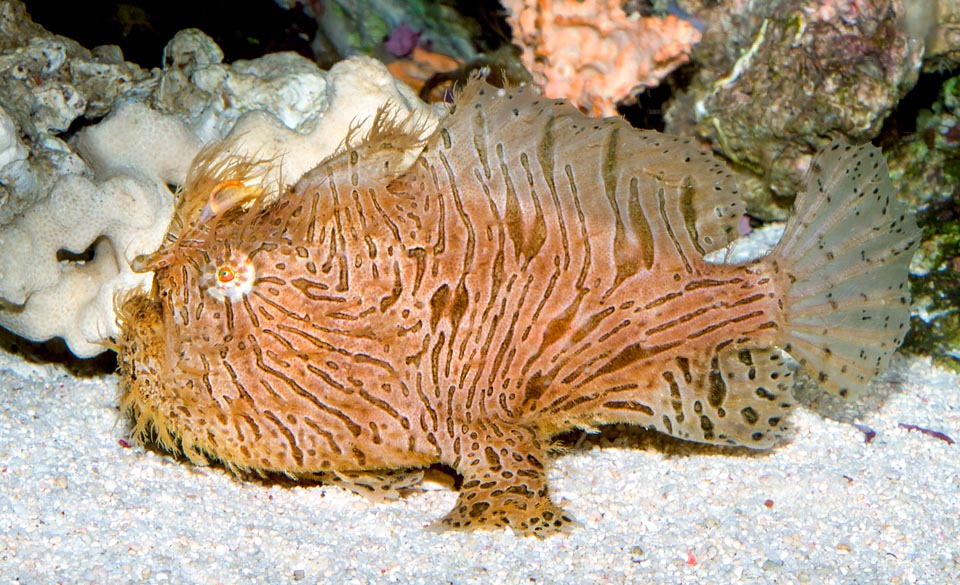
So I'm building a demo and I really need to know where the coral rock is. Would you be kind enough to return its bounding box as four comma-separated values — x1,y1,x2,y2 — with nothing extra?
919,0,960,72
503,0,702,116
667,0,925,217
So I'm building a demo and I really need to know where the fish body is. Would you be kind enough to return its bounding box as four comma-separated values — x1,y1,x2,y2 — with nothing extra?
117,79,920,536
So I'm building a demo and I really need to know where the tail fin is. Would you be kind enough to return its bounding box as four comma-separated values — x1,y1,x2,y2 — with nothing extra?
772,141,920,398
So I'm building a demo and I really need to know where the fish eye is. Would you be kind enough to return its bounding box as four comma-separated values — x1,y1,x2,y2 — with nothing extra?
217,267,236,283
205,257,256,303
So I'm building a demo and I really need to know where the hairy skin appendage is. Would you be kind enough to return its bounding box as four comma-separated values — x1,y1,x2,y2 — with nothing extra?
115,78,919,537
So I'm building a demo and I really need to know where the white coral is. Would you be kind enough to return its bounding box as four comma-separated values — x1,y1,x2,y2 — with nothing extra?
0,13,442,358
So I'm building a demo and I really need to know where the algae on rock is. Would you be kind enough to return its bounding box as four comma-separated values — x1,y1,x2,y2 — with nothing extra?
666,0,927,220
888,73,960,371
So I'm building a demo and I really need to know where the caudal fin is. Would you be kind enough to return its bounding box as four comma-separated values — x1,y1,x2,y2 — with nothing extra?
772,141,920,398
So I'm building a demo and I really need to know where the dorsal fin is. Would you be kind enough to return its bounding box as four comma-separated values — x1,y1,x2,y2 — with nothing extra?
443,77,743,260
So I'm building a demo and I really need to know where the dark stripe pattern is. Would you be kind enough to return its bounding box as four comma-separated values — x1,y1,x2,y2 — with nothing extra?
120,77,798,536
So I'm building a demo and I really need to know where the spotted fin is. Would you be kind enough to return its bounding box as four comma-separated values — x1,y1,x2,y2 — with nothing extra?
588,344,795,448
772,141,920,398
325,469,426,502
432,418,576,537
704,345,795,448
656,345,795,448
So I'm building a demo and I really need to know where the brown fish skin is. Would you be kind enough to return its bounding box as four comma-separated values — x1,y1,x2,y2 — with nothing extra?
116,79,920,537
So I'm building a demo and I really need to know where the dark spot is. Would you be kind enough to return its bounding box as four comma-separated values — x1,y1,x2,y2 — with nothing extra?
755,387,776,400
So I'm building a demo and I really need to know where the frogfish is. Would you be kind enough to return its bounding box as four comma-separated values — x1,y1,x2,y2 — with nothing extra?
115,77,920,537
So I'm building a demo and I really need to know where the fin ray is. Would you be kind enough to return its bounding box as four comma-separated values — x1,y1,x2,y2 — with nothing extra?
773,141,920,397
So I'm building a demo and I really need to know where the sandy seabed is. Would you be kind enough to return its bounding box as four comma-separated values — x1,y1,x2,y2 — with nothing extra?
1,348,957,584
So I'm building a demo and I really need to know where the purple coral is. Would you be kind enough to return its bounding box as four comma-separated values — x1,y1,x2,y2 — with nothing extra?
384,22,421,58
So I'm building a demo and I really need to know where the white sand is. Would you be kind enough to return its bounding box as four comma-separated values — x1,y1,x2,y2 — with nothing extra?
1,225,958,583
1,349,957,583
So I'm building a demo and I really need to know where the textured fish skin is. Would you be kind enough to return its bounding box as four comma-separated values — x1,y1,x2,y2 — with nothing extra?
116,79,920,537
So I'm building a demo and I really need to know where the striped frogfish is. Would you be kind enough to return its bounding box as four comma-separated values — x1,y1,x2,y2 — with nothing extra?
116,77,920,537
